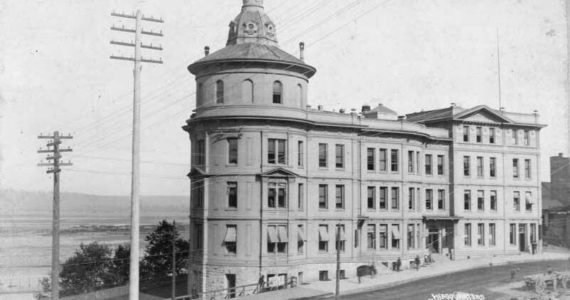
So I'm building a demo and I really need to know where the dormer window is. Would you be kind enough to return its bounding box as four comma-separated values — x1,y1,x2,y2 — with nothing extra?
273,81,282,104
216,80,224,104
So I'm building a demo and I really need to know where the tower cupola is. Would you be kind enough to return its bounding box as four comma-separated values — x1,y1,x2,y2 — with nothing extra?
227,0,277,46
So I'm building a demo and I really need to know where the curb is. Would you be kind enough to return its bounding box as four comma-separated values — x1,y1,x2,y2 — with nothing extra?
302,254,570,299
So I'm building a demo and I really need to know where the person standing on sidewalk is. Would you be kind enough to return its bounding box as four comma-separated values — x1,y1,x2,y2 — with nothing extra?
415,255,420,271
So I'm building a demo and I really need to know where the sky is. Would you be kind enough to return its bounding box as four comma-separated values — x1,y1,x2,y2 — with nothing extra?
0,0,568,196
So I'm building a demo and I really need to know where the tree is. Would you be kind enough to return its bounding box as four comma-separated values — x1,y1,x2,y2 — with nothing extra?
109,244,130,286
59,242,115,296
141,220,189,282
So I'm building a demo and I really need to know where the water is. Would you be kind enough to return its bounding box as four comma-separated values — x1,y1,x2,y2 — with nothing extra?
0,211,189,295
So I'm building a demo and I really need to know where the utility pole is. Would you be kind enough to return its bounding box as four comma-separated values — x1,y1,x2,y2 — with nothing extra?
172,220,176,300
37,131,73,300
335,224,341,300
110,10,163,300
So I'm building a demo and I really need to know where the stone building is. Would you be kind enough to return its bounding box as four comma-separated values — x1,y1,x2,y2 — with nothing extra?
183,0,546,296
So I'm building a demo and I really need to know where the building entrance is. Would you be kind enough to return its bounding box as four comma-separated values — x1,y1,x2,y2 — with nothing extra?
427,229,440,253
519,224,527,252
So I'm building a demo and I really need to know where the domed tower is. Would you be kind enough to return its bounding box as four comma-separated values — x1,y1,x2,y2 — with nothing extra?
185,0,316,296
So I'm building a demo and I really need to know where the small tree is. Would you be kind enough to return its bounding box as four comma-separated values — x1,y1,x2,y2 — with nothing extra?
59,242,115,296
109,244,130,286
141,220,189,282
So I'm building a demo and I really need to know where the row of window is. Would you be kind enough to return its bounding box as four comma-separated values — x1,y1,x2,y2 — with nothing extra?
463,223,496,247
508,223,538,245
462,126,531,146
462,156,532,179
462,190,534,212
198,80,303,105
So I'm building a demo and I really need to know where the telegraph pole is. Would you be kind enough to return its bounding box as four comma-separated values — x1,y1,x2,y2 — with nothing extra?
38,131,73,300
172,220,177,300
335,224,341,300
110,10,163,300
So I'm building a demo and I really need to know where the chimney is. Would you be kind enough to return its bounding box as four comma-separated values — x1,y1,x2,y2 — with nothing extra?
361,105,371,113
204,46,210,56
299,42,305,61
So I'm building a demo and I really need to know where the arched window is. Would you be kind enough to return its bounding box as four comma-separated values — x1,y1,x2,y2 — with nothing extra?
273,81,282,104
242,79,254,103
216,80,224,104
297,84,303,107
197,83,203,106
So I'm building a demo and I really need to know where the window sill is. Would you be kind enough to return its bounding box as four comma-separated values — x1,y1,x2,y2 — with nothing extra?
318,166,328,170
225,208,238,211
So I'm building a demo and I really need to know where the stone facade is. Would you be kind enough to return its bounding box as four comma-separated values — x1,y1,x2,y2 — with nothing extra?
183,1,546,297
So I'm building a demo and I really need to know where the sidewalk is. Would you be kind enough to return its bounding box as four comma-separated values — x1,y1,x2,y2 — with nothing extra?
246,251,570,300
301,251,570,299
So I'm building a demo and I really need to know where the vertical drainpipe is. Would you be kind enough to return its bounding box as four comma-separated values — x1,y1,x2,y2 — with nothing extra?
259,131,264,278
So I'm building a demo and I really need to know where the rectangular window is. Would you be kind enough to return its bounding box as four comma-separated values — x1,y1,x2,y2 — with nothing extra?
319,271,328,281
509,224,516,245
525,191,533,211
477,190,484,211
391,225,400,249
524,159,531,179
379,187,387,209
195,223,203,249
464,223,472,246
463,126,469,142
318,225,329,252
476,157,484,177
489,128,496,144
463,156,471,176
367,186,376,210
523,130,530,146
513,191,520,211
224,225,237,255
367,224,376,249
268,183,286,208
408,187,415,210
489,223,496,246
192,179,204,208
408,151,415,173
464,190,471,211
335,144,344,168
490,190,497,211
196,140,205,165
407,224,415,249
437,155,444,175
425,154,433,175
490,157,496,178
416,152,421,175
391,187,399,210
298,141,304,167
227,182,238,208
267,225,288,254
298,183,304,210
513,159,519,179
318,185,328,209
379,225,388,249
437,189,445,210
530,223,537,243
425,189,433,210
319,143,328,168
477,223,485,246
367,148,375,171
512,130,519,145
476,127,482,143
379,149,387,171
268,139,286,164
297,225,305,254
391,149,399,172
335,185,344,209
228,138,238,164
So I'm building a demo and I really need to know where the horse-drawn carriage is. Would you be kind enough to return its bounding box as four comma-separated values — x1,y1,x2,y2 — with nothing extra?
524,271,570,293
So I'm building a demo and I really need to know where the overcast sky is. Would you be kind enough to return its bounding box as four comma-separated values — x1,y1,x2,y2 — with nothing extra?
0,0,567,196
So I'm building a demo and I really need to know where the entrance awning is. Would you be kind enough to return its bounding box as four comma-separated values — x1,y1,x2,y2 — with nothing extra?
423,216,462,222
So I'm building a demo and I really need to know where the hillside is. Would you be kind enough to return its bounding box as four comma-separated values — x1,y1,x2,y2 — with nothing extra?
0,189,188,216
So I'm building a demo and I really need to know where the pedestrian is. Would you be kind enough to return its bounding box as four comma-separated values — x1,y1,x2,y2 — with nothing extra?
415,255,420,271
